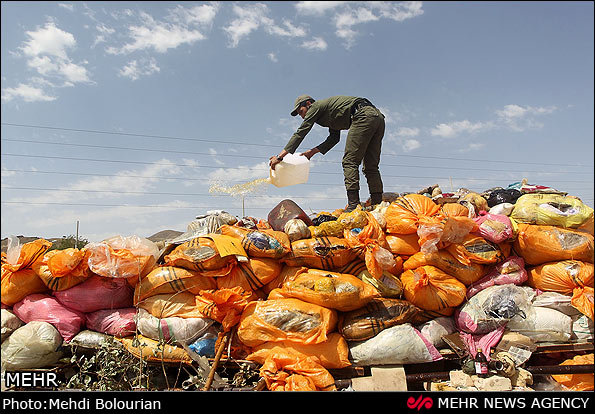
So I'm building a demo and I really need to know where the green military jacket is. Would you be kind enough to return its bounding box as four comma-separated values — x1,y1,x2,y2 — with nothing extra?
284,95,359,155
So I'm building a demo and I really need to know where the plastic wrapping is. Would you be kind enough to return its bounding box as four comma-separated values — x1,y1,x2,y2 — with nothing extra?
133,266,216,304
135,308,213,345
246,332,351,370
401,265,467,311
511,193,594,229
384,194,442,234
466,256,528,298
13,293,86,342
32,248,91,291
283,218,311,242
85,308,137,338
269,269,379,312
281,237,357,270
339,298,424,341
1,308,24,342
506,306,572,343
472,211,514,243
162,237,238,275
220,225,291,259
86,235,159,279
237,298,338,347
1,238,52,306
1,321,63,370
54,275,133,313
216,257,282,297
456,285,535,334
348,323,443,365
513,223,594,265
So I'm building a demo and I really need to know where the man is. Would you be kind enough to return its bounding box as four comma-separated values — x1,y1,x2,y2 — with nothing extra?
269,94,385,211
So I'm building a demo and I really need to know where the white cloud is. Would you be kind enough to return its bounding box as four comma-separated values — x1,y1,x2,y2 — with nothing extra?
58,3,74,12
431,120,492,138
224,3,307,48
21,21,76,60
167,3,220,27
301,37,328,51
107,14,206,54
402,139,421,152
296,1,424,48
295,2,347,16
268,52,278,62
119,58,160,81
1,83,57,102
495,104,557,132
395,127,420,138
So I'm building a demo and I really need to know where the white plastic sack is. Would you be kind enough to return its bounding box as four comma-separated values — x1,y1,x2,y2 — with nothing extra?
456,285,535,334
135,308,214,345
488,203,515,216
506,306,572,343
69,330,114,349
283,218,311,242
1,309,24,343
571,314,594,342
1,321,63,371
532,292,581,316
348,324,442,365
416,317,456,348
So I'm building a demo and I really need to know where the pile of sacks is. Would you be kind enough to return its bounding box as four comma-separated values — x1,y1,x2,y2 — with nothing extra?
1,182,594,392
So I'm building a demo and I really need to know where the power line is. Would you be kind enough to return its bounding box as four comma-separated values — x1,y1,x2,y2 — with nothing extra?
2,153,593,181
3,121,593,168
0,200,272,210
3,138,593,175
2,168,592,185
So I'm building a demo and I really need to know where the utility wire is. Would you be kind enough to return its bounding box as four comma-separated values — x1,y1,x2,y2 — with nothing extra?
2,153,593,182
1,168,592,185
2,138,593,175
3,122,593,168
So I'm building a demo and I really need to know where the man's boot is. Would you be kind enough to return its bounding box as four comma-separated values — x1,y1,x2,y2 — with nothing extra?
345,190,360,212
370,192,383,206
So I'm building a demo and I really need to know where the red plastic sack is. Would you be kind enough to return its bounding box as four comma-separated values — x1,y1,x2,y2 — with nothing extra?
53,275,133,313
13,293,85,342
85,308,137,337
472,211,514,243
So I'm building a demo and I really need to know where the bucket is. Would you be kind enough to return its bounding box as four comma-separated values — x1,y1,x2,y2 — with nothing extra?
269,153,310,188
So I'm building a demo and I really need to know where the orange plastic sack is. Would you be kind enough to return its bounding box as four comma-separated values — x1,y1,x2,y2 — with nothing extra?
384,194,442,234
446,234,504,266
527,260,594,294
32,249,92,291
163,237,237,275
86,236,158,280
386,233,421,256
417,215,477,253
441,203,470,217
246,332,351,369
339,298,424,341
195,287,251,331
572,286,594,320
551,353,594,391
401,265,467,311
133,266,216,304
262,265,309,295
514,223,594,265
259,350,336,391
219,225,291,259
281,237,357,270
1,239,52,306
216,257,282,297
237,298,338,347
344,212,394,279
137,292,205,319
403,250,486,286
270,269,380,312
117,335,192,365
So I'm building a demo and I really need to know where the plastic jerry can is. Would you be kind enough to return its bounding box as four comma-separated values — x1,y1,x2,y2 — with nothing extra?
269,153,310,188
267,199,314,231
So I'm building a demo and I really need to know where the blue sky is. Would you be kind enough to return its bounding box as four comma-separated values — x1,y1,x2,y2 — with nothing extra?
1,1,593,242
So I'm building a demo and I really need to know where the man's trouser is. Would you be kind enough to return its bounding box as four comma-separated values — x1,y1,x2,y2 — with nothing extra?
342,105,385,195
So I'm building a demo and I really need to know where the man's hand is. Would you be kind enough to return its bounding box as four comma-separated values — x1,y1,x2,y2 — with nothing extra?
300,148,320,160
269,155,282,170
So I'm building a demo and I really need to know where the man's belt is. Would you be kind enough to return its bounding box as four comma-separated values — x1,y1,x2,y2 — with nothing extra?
351,98,375,115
